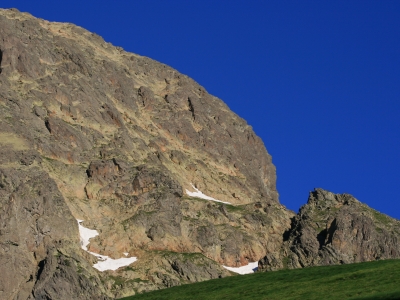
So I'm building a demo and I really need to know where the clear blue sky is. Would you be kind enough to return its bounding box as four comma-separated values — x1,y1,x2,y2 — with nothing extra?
4,1,400,219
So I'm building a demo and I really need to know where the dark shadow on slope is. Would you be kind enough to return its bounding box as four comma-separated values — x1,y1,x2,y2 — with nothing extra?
36,259,46,281
0,49,3,74
317,229,328,249
282,216,297,241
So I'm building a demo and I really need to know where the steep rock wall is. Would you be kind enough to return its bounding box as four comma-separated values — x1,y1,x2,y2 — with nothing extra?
0,8,292,298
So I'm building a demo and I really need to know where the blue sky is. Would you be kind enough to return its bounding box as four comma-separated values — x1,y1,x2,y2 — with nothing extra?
4,1,400,219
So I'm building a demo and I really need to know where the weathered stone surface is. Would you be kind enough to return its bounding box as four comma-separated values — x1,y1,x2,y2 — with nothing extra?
0,166,111,299
0,8,292,298
1,8,400,299
259,189,400,271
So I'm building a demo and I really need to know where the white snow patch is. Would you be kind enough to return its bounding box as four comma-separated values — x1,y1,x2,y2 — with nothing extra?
223,262,258,275
90,253,137,272
185,184,231,204
77,219,99,251
77,219,137,271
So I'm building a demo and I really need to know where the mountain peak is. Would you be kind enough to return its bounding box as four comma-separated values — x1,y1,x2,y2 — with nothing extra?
0,9,290,298
1,8,399,299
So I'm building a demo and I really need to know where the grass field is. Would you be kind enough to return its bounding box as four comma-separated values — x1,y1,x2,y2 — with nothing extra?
120,259,400,300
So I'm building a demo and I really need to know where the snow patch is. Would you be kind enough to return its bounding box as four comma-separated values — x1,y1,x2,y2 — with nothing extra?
77,219,99,251
90,253,137,272
186,183,231,204
223,262,258,275
77,219,137,271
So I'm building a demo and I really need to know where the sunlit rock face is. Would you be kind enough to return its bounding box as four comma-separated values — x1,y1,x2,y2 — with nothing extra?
0,8,292,298
259,188,400,271
1,7,399,299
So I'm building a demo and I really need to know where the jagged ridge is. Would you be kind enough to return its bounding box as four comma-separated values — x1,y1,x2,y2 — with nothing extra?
259,188,400,271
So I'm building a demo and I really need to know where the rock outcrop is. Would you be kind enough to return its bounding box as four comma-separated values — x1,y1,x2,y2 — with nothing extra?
0,8,292,298
1,8,399,299
0,162,111,299
259,188,400,271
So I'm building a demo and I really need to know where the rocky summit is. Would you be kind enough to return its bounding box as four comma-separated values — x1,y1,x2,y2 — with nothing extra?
259,189,400,271
0,8,399,300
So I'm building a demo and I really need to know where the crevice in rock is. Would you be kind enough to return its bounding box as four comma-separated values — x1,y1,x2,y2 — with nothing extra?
36,259,46,281
44,119,51,133
0,49,3,74
282,216,297,241
188,98,195,119
26,274,33,283
112,158,122,172
282,229,292,242
317,229,328,249
325,218,337,245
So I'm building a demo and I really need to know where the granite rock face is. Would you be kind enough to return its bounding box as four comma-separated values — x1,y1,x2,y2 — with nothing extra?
259,189,400,271
0,8,292,298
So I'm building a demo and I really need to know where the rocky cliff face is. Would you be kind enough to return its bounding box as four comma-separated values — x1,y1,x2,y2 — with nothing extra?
0,167,111,299
259,188,400,271
1,8,399,300
0,8,292,299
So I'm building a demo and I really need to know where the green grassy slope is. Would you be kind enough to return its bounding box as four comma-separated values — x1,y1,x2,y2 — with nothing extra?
120,259,400,300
